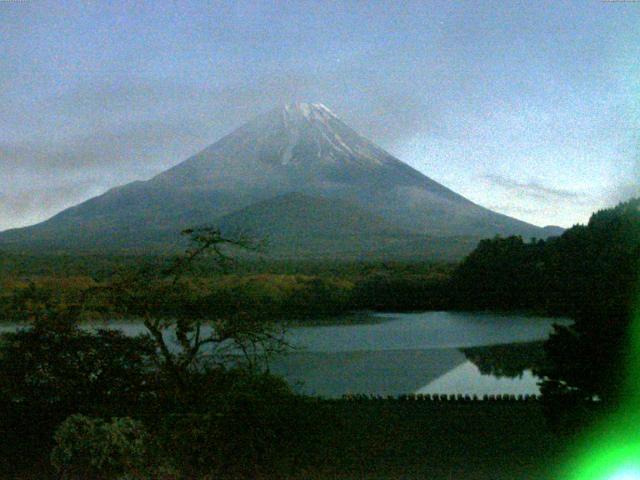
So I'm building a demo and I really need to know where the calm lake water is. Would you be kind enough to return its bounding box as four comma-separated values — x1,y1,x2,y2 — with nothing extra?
269,311,569,398
0,311,569,398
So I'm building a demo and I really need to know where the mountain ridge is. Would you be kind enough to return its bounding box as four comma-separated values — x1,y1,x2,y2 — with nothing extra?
0,103,560,258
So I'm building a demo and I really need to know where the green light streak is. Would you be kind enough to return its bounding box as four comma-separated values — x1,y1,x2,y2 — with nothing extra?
560,282,640,480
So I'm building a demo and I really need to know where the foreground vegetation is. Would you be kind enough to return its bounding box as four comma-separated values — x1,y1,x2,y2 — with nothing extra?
3,397,577,480
0,198,637,478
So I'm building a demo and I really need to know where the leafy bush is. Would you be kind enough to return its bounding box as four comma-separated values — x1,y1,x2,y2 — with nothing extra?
0,321,155,413
51,415,155,480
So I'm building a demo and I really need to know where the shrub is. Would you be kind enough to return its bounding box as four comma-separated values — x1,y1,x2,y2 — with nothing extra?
0,322,155,413
51,415,153,480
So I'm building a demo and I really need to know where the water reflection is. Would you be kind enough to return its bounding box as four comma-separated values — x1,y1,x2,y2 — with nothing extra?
269,348,467,398
270,344,544,398
416,362,540,396
270,312,568,398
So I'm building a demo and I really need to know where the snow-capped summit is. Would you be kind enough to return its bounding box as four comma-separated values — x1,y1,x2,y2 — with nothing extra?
153,102,404,179
283,102,336,119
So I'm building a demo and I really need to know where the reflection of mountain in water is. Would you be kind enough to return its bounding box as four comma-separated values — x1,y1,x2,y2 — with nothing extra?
269,349,467,397
416,362,540,396
461,341,545,378
270,341,546,398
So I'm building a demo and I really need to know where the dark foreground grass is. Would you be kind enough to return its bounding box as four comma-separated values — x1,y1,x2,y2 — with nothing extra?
2,400,571,479
289,400,565,480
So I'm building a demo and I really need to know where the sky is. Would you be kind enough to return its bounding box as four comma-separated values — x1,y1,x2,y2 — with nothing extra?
1,0,639,230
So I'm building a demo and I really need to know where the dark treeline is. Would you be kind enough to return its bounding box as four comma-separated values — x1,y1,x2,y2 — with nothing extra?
452,199,640,405
462,341,546,379
0,251,451,279
6,194,636,323
450,199,639,318
2,198,637,324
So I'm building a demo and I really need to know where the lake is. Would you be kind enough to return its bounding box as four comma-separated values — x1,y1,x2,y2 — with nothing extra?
269,311,569,398
0,311,569,398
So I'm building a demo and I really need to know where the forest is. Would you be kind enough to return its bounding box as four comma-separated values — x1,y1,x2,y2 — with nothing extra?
0,255,454,323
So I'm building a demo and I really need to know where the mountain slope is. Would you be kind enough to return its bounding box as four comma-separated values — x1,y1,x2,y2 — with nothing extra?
213,192,483,260
0,102,555,257
216,192,403,239
214,192,413,258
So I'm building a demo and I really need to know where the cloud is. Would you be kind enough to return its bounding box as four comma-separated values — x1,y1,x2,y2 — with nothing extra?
482,174,587,202
0,179,107,231
484,204,541,216
0,119,212,178
602,151,639,205
606,183,640,204
0,116,221,231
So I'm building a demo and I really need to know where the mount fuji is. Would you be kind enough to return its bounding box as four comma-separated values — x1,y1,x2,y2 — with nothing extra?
0,103,559,259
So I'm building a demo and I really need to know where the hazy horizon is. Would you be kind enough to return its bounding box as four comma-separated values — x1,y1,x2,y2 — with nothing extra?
2,0,639,231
